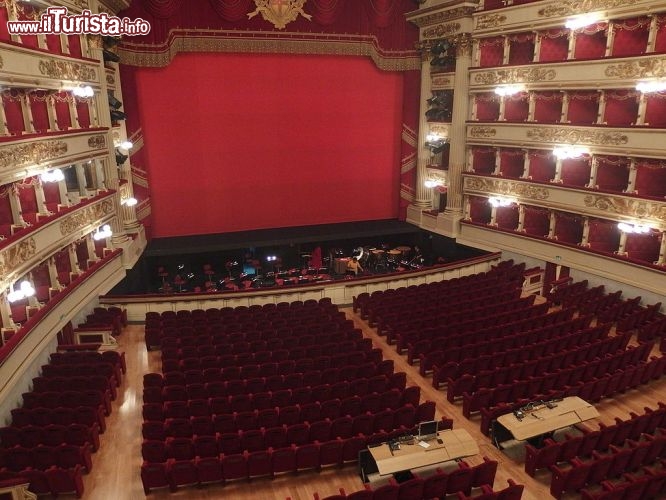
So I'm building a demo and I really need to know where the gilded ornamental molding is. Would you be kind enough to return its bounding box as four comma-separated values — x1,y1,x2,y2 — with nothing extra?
423,23,461,40
408,7,477,28
464,177,550,201
538,0,640,17
476,14,506,30
248,0,311,30
106,73,115,85
469,126,497,138
432,74,453,88
526,128,629,146
38,59,96,81
0,55,3,69
88,135,107,149
605,57,666,79
59,199,114,236
0,238,37,276
0,141,68,170
473,67,557,85
584,195,666,223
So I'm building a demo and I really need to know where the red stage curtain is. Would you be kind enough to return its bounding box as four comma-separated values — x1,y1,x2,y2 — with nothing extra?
567,91,599,125
311,0,347,25
560,157,591,187
2,90,25,135
644,92,666,127
508,33,534,65
538,29,569,62
587,218,620,253
75,98,91,128
533,91,563,123
53,92,72,130
523,205,549,237
134,53,403,237
504,92,529,122
471,147,495,175
554,212,583,244
479,37,504,67
29,92,50,133
573,23,608,60
364,0,398,28
143,0,184,18
42,181,62,212
209,0,252,22
528,151,556,182
496,205,519,230
625,232,661,263
469,196,491,224
475,93,500,121
499,149,524,178
596,156,629,192
602,90,638,127
634,161,666,198
611,17,650,57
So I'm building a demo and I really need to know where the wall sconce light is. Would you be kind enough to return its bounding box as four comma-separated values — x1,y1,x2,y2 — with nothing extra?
488,196,516,207
494,84,525,96
553,145,590,160
40,168,65,183
93,224,113,240
636,80,666,93
7,281,35,303
115,150,128,165
71,85,94,98
121,197,138,207
114,140,133,150
618,222,651,234
565,12,604,30
425,133,448,154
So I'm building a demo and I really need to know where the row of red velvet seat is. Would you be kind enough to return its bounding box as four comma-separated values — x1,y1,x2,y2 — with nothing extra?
22,389,111,418
579,290,623,316
550,433,666,498
412,314,604,368
10,406,107,433
375,293,532,336
580,464,666,500
0,465,84,498
548,279,588,305
49,349,126,373
432,322,612,387
418,308,581,375
141,399,431,440
560,284,606,309
0,423,100,451
386,301,548,350
0,443,92,473
598,296,644,324
478,356,666,437
398,305,577,357
461,344,656,418
143,384,418,422
161,331,368,363
141,436,366,495
617,302,663,333
638,316,666,342
446,333,629,401
526,404,666,476
31,374,118,401
40,362,120,387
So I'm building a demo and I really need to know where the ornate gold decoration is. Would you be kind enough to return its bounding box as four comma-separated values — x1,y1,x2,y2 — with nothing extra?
106,73,115,85
88,135,107,149
432,75,453,88
0,238,37,276
469,126,497,138
464,176,550,200
476,14,506,30
248,0,311,30
0,55,3,70
605,57,666,79
539,0,639,17
38,59,96,81
86,34,103,49
584,195,666,222
59,199,114,236
408,6,476,28
526,128,628,145
0,141,68,170
452,33,473,57
423,22,461,40
474,67,557,85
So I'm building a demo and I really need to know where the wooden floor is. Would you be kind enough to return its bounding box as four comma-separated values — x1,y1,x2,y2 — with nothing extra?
79,306,666,500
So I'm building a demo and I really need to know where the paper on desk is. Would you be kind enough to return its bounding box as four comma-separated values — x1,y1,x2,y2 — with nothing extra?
418,441,430,448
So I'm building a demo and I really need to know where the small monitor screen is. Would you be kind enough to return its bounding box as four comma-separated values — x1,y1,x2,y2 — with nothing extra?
418,420,438,440
243,263,256,275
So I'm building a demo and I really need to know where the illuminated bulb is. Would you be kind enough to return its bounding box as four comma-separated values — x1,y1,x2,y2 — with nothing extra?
40,168,65,183
19,280,35,297
72,85,94,98
553,146,589,160
121,197,138,206
488,196,516,207
118,140,133,150
494,84,525,96
636,81,666,93
565,12,604,30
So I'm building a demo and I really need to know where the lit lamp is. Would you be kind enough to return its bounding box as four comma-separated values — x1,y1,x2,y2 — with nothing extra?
40,168,65,183
488,196,517,207
565,12,604,30
71,85,94,98
93,224,113,241
121,197,138,207
618,222,651,234
425,133,448,154
553,146,590,160
636,80,666,93
7,281,35,303
494,84,525,96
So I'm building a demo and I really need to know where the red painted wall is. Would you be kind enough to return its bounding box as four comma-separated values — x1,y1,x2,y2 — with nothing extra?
134,53,404,237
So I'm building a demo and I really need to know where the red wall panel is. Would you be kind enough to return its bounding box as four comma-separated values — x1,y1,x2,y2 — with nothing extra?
134,53,403,237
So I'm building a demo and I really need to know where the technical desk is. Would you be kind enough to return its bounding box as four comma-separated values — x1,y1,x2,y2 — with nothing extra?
492,396,599,447
367,429,479,476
